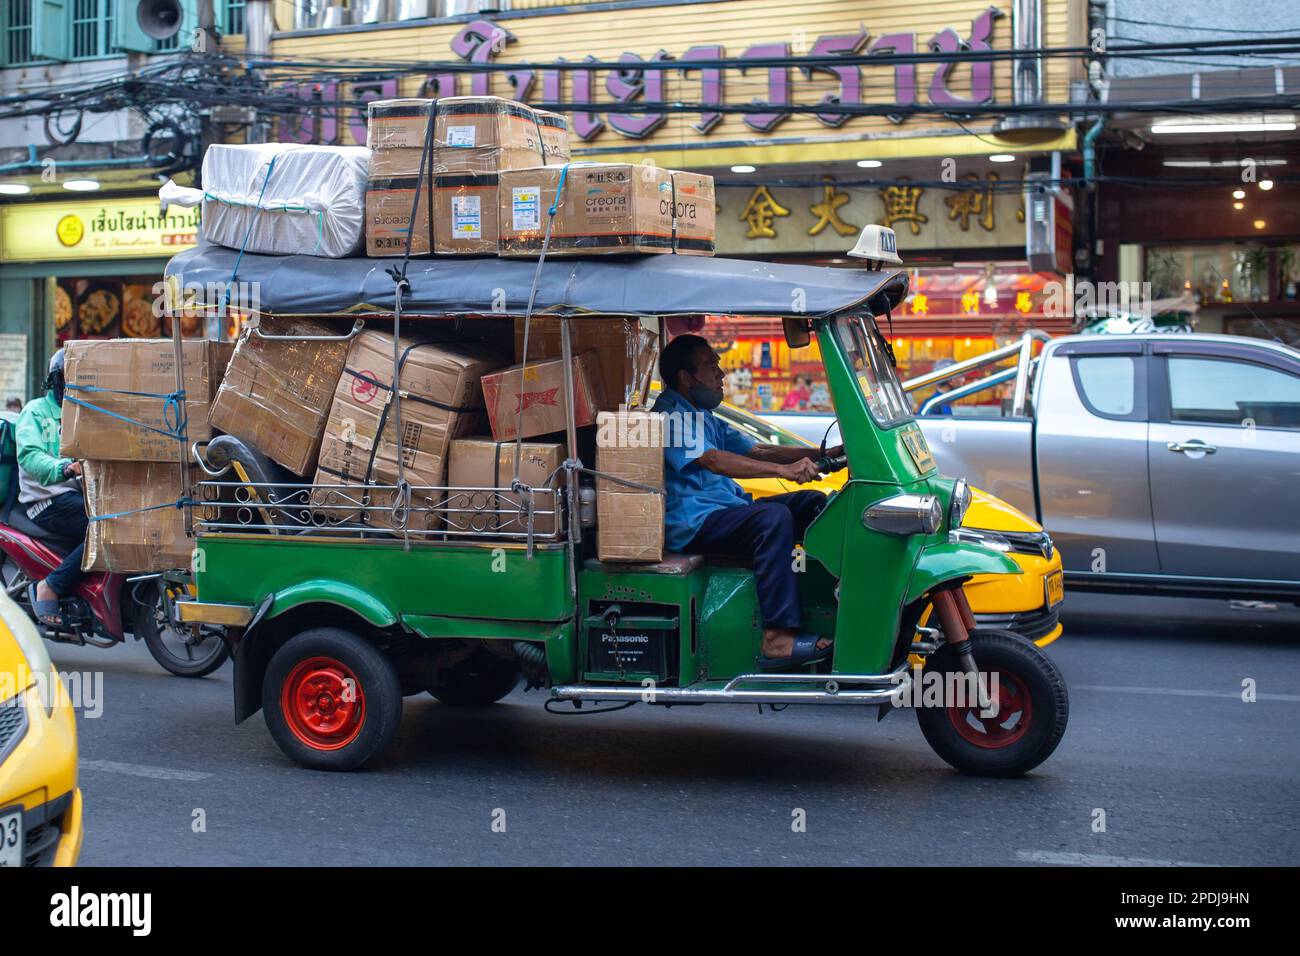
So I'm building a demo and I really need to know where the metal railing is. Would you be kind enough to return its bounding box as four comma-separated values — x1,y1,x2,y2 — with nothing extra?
193,479,565,547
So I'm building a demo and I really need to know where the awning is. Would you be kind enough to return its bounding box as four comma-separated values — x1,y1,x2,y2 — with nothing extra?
163,244,909,320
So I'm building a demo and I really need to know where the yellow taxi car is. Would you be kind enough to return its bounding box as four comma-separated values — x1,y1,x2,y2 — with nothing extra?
0,592,82,867
714,402,1064,647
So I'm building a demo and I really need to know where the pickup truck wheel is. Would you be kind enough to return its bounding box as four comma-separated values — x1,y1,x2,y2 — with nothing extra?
429,659,520,706
263,628,402,771
915,628,1068,777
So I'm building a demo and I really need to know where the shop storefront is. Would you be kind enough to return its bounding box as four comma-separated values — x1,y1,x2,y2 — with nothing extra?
0,196,199,401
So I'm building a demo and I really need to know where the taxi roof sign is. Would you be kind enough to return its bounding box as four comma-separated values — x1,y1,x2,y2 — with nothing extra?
847,224,903,264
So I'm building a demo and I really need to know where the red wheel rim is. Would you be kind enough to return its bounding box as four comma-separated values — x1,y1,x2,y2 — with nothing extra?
280,656,366,751
947,667,1033,749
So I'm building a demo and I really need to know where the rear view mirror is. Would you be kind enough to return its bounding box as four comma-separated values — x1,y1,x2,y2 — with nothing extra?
783,317,811,349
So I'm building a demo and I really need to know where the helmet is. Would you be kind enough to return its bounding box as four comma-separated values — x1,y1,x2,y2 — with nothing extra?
847,224,903,268
46,348,66,405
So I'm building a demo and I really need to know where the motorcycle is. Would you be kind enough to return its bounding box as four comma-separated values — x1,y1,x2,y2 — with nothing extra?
0,505,229,678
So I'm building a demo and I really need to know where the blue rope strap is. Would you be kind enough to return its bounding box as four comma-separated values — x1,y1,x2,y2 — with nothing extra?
548,163,570,217
64,384,189,442
220,153,280,321
89,497,196,523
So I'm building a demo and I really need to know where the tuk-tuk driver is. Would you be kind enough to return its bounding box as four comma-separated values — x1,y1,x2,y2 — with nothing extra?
652,334,843,670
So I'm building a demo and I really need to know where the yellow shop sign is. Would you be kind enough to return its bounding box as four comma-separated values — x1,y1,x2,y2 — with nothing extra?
1,197,199,262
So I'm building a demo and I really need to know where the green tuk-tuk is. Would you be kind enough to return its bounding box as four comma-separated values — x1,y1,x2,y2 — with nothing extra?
169,246,1068,776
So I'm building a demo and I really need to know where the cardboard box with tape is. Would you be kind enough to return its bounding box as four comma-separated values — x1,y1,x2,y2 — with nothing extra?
61,338,233,462
82,461,199,573
514,316,658,409
595,409,666,562
434,96,547,176
481,350,605,442
447,438,564,535
208,317,350,476
498,163,676,257
312,331,503,532
433,173,499,255
365,176,432,257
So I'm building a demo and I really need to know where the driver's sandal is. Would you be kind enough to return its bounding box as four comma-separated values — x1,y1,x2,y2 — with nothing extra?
756,632,833,672
27,582,62,627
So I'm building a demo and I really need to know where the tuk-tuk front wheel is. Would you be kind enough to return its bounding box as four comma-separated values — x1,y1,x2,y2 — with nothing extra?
263,628,402,771
915,629,1068,778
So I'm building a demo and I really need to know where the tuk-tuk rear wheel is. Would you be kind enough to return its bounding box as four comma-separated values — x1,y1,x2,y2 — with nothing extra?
263,628,402,771
915,628,1068,778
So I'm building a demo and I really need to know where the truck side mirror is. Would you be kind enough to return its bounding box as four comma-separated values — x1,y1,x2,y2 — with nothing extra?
783,317,811,349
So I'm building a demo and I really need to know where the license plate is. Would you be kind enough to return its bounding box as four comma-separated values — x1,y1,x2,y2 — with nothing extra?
1045,570,1065,608
0,806,22,868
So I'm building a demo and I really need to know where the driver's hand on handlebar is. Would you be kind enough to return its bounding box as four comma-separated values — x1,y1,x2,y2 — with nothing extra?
62,460,83,479
782,458,822,484
825,444,845,459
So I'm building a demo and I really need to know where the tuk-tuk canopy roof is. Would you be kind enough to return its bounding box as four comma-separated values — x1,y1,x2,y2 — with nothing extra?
164,244,909,320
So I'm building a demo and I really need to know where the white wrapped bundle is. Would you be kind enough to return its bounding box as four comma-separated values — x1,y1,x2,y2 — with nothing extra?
160,143,371,258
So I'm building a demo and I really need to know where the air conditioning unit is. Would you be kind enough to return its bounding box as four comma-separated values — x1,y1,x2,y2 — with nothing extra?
114,0,199,53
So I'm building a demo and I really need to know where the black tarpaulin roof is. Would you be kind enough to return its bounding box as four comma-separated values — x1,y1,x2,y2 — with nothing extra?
164,244,909,320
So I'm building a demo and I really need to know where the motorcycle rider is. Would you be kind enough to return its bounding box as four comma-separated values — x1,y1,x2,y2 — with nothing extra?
17,349,86,626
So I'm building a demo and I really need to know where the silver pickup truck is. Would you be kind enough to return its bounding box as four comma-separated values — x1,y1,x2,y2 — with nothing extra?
768,332,1300,601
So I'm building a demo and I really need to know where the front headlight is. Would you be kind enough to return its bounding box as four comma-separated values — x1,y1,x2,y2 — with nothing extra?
0,592,56,716
949,477,972,529
950,527,1014,552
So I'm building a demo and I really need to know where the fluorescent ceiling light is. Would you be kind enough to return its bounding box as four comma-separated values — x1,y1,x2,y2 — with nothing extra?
730,165,756,174
0,183,30,195
856,159,882,168
62,179,100,192
989,154,1016,163
1151,116,1297,135
1162,158,1287,168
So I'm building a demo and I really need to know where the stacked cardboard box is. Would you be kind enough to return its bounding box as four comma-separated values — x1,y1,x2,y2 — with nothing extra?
82,462,199,574
366,99,436,257
595,410,666,562
366,96,572,257
514,316,659,409
447,438,564,535
311,330,504,532
498,164,716,257
61,338,233,461
481,350,605,442
208,317,351,475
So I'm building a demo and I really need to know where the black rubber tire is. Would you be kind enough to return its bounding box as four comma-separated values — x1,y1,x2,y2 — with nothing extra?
429,659,520,706
132,586,230,678
263,628,402,771
915,628,1068,777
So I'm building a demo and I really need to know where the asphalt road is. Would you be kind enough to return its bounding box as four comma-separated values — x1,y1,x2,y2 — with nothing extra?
52,594,1300,867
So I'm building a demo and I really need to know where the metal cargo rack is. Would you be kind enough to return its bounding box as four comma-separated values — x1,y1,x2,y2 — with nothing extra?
192,478,565,547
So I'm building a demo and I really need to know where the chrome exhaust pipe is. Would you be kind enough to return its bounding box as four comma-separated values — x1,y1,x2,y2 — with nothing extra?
551,663,912,707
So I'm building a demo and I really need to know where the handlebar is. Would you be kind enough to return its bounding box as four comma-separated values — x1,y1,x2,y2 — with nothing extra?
814,454,849,474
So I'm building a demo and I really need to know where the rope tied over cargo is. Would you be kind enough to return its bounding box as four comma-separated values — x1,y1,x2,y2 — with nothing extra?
217,153,280,330
64,384,189,442
383,99,438,551
87,496,197,523
513,163,572,491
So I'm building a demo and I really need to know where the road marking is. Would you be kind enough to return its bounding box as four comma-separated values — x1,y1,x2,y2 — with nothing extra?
1018,850,1220,867
1074,684,1300,702
81,759,211,782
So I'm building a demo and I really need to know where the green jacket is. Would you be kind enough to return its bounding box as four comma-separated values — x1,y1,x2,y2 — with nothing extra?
16,394,76,506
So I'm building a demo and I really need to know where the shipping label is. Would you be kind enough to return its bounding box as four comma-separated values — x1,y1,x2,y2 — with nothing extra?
512,187,541,231
452,195,482,239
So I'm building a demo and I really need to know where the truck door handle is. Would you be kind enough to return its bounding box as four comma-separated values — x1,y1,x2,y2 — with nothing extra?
1167,440,1217,455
